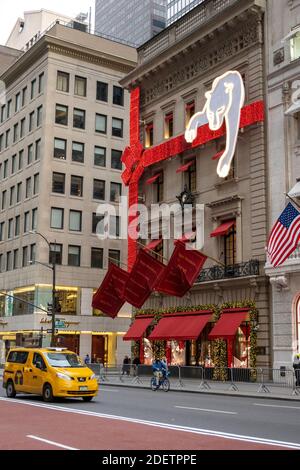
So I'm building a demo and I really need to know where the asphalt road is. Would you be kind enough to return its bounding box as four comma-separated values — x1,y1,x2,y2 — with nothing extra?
1,385,300,450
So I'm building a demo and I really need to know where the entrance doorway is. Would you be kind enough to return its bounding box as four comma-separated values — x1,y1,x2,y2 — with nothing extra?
92,335,107,365
56,334,79,354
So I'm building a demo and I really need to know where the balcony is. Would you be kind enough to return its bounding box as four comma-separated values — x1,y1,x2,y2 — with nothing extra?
197,260,260,283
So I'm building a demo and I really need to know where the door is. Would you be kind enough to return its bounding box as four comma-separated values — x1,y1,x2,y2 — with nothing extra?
10,350,30,393
92,335,106,364
29,352,47,394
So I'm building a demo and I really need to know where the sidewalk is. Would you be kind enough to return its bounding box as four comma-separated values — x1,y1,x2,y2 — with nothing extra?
1,368,299,401
99,374,300,401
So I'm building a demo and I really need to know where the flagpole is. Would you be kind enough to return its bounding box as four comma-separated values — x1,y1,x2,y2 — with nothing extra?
285,193,300,210
108,257,128,269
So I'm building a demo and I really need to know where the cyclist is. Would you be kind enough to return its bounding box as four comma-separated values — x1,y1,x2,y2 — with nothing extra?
152,357,168,386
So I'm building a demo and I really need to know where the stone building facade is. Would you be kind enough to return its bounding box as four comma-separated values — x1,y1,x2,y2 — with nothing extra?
121,0,270,368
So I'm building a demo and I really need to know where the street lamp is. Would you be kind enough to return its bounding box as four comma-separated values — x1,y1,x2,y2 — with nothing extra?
29,231,57,347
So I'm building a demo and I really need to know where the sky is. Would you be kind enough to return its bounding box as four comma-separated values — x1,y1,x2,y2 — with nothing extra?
0,0,95,45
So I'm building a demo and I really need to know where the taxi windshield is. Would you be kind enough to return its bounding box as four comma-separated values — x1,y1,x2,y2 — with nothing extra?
45,353,84,368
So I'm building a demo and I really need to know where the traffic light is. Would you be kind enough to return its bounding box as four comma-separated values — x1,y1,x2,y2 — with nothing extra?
47,303,53,316
55,298,62,313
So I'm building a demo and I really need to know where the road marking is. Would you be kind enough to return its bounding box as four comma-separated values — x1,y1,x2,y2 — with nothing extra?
253,403,300,410
100,389,119,392
175,406,237,415
1,398,299,449
27,435,78,450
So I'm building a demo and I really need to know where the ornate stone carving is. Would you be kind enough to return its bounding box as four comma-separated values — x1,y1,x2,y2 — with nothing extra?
270,275,290,292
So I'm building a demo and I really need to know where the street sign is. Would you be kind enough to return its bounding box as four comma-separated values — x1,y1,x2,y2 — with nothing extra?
55,320,66,329
46,330,52,334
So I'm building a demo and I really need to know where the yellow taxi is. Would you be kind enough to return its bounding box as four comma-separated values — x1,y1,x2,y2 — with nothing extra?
3,347,98,402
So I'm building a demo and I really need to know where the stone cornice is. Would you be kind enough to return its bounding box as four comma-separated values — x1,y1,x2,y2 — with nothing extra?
206,195,243,209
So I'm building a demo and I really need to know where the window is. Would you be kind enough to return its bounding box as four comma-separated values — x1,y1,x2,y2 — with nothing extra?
3,160,8,178
95,114,107,134
94,146,106,167
18,150,23,170
17,182,22,203
0,254,2,273
33,173,39,195
15,93,21,112
7,99,12,119
0,134,3,151
9,186,15,206
55,104,68,126
91,248,103,269
20,118,25,138
111,149,122,170
51,208,64,229
54,138,67,160
30,244,36,264
8,219,13,239
184,159,196,193
92,213,104,234
110,182,122,202
1,190,6,210
22,246,28,267
15,216,20,236
52,172,65,194
96,81,108,102
74,76,87,97
27,144,33,164
57,71,69,92
13,123,18,142
25,177,31,198
73,108,85,129
109,215,120,238
155,172,164,203
5,129,10,148
49,243,63,265
1,105,5,122
13,249,19,269
38,72,44,94
22,87,27,107
24,211,30,233
93,179,105,200
32,208,38,230
185,101,195,127
29,111,35,132
11,154,17,174
145,122,154,148
165,112,174,139
31,79,36,99
37,105,43,126
112,118,123,138
0,222,4,241
68,245,81,267
223,223,237,267
108,249,120,267
70,176,83,197
72,142,84,163
35,139,41,160
69,210,82,232
113,86,124,106
6,252,12,272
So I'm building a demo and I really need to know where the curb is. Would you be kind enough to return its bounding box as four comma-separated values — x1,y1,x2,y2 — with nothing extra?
99,381,300,402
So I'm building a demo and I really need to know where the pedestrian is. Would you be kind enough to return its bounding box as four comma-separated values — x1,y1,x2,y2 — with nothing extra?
122,355,130,375
293,353,300,387
132,355,141,375
84,354,90,365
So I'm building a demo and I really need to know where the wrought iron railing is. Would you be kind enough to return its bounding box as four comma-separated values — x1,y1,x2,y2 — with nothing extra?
197,260,260,283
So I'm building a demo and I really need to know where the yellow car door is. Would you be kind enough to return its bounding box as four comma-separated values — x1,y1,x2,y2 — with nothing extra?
31,352,47,394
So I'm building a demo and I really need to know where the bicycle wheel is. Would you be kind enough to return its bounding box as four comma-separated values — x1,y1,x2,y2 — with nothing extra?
151,377,158,391
162,378,170,392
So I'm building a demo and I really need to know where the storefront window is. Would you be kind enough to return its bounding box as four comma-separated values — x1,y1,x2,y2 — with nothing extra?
234,326,250,368
170,341,185,366
35,286,78,316
0,293,5,317
143,338,154,366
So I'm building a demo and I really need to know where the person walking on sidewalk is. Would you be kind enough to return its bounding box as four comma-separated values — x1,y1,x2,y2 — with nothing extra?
293,353,300,387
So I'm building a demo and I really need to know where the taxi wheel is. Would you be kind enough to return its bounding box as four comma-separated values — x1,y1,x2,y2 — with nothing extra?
6,380,16,398
43,384,54,402
82,396,93,402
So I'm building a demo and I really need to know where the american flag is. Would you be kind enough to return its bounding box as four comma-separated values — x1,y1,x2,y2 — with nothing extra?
267,203,300,267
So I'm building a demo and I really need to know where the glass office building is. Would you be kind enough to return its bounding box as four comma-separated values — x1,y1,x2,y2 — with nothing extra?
95,0,167,47
167,0,204,25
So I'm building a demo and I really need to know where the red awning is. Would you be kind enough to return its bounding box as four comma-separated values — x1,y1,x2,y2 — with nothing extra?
148,311,212,341
210,220,235,238
146,173,161,185
145,239,162,251
208,309,249,340
176,161,194,173
123,316,154,341
212,151,224,161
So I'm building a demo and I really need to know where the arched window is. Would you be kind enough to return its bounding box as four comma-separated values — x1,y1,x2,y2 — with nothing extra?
296,297,300,352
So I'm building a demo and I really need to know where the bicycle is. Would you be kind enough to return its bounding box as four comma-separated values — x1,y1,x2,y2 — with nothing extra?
150,371,170,392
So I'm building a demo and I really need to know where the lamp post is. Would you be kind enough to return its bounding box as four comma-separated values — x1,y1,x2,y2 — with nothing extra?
30,231,57,347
